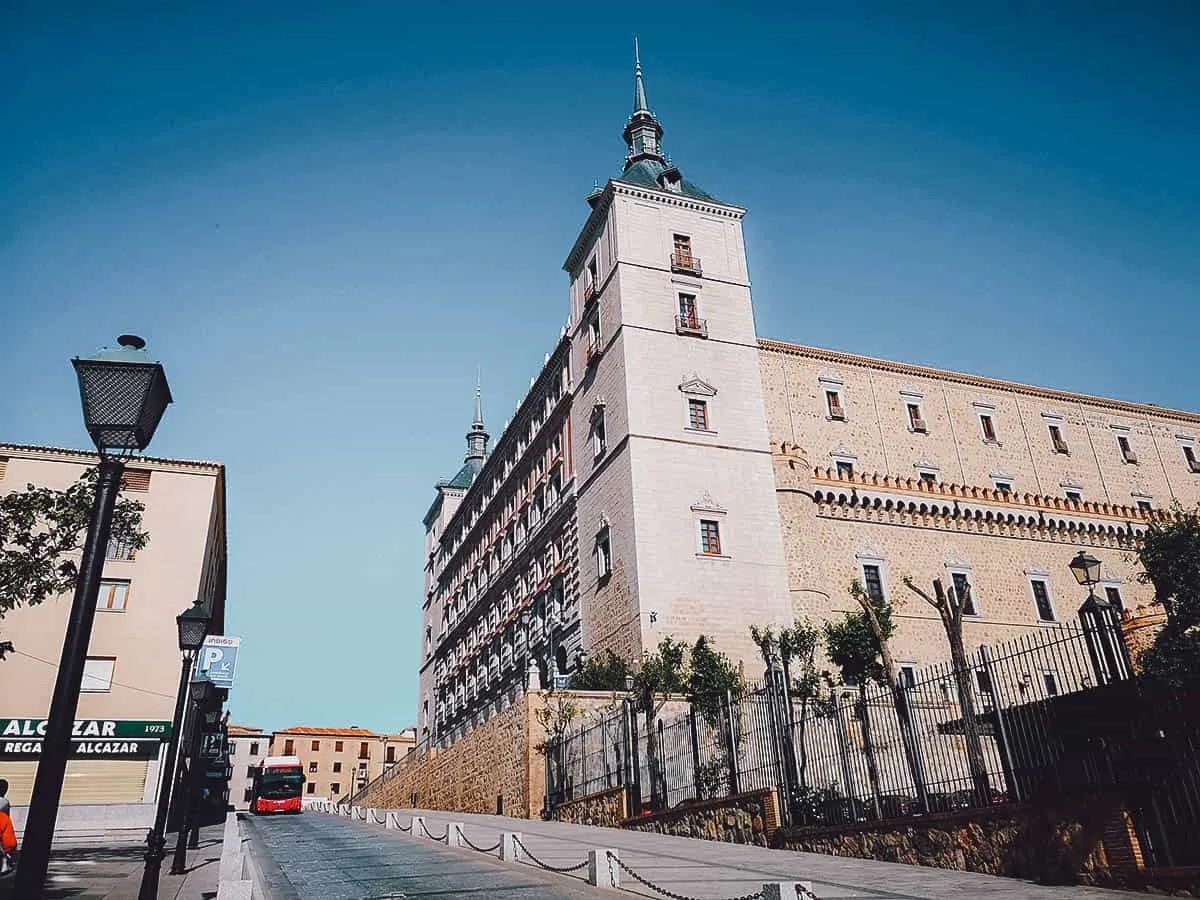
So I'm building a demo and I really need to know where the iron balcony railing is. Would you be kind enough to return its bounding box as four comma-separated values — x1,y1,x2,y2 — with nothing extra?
674,315,708,337
671,253,702,276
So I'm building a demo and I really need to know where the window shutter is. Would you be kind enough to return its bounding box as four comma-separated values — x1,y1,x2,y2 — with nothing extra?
122,469,152,491
0,457,7,480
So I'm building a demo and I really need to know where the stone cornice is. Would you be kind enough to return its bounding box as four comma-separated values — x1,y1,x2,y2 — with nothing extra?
807,466,1152,549
759,339,1200,424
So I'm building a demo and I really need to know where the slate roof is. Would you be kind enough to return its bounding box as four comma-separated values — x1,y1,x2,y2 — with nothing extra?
618,158,716,202
442,457,482,490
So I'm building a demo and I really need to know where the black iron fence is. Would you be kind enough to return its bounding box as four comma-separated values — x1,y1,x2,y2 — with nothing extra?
547,615,1199,866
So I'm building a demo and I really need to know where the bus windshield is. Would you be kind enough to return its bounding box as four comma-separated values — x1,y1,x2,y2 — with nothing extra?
258,770,303,799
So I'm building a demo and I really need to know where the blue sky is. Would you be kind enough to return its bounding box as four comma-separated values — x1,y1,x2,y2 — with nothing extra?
2,2,1197,732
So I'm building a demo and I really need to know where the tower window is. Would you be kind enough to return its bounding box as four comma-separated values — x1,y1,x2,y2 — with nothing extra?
1182,443,1200,473
687,398,709,431
1030,579,1056,622
978,413,998,443
826,390,845,420
906,402,927,433
951,571,977,616
699,519,722,555
596,527,612,580
918,470,938,486
1104,585,1125,613
836,460,853,479
1049,424,1069,454
678,293,698,327
1117,434,1137,464
1065,489,1082,503
861,564,885,602
591,406,607,458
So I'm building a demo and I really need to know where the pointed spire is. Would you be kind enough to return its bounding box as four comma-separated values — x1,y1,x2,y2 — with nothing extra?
633,36,648,112
465,371,489,463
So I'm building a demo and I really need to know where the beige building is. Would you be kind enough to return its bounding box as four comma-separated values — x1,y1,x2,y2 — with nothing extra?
269,726,414,802
227,725,266,810
0,443,227,813
418,52,1200,745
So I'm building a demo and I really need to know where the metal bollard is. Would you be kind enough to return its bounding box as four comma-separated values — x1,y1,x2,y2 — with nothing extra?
499,832,521,862
587,849,620,889
448,823,466,848
760,883,817,900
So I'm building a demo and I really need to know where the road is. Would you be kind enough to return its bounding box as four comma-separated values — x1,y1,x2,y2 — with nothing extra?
241,812,615,899
293,807,1138,900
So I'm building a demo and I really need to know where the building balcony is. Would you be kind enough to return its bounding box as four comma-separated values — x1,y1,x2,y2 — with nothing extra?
671,253,702,276
675,315,708,338
586,342,601,365
583,281,599,308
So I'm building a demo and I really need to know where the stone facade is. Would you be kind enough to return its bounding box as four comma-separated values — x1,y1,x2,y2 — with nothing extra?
622,789,781,848
550,786,627,828
772,800,1149,888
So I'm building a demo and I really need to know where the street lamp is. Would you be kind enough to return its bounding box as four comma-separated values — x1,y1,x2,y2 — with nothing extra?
15,335,171,897
1068,551,1130,686
138,604,210,900
171,678,217,875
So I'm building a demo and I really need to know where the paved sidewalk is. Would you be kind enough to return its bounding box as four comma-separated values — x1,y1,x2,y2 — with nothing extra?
0,824,222,900
344,807,1139,900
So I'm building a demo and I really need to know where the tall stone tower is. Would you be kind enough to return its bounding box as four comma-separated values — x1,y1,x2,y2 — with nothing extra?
564,45,792,668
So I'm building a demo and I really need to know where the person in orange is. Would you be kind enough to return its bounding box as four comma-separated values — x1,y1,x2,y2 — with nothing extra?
0,777,15,874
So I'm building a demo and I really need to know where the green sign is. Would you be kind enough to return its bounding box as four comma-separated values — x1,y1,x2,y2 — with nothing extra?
0,719,172,760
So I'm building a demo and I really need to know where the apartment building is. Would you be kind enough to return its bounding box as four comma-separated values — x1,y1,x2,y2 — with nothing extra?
0,444,227,809
270,726,412,802
227,724,266,810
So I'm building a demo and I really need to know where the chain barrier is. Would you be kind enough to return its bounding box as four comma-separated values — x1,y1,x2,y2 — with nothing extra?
459,831,502,854
609,853,764,900
371,809,387,824
419,821,449,841
512,836,590,874
397,818,413,833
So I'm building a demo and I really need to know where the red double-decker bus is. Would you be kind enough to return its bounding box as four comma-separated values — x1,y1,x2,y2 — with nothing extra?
249,755,305,814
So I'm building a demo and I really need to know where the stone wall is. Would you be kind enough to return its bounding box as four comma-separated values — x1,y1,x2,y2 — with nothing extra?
550,786,627,828
1121,603,1167,673
772,800,1139,887
621,789,780,848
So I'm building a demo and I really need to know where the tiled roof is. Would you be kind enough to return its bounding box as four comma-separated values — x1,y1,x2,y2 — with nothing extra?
228,725,264,735
274,726,381,737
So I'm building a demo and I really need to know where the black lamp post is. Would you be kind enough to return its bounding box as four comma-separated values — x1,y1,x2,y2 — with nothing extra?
138,605,210,900
171,677,217,875
15,335,171,898
1069,551,1131,686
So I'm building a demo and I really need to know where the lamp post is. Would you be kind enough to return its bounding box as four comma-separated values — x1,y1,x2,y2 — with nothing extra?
1069,551,1131,686
171,678,217,875
15,335,171,898
137,605,210,900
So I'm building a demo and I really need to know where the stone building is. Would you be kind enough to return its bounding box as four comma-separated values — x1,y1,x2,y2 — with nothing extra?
417,50,1200,744
226,724,266,810
269,725,411,801
0,443,227,821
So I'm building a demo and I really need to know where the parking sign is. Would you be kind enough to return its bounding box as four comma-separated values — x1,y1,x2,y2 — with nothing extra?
196,635,241,689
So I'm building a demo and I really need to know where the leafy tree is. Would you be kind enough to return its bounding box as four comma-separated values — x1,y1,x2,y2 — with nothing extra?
534,692,581,806
750,620,822,791
823,593,892,819
569,649,631,692
1136,506,1200,687
0,468,148,656
686,635,741,724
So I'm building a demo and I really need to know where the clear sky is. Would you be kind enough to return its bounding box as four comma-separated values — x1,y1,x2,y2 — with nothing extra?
3,2,1198,733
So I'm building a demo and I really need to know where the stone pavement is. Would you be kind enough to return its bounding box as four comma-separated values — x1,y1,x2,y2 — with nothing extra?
367,808,1141,900
0,825,221,900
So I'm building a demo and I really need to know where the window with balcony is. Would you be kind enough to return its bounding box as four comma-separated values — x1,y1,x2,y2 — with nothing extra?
699,519,722,555
97,579,130,611
676,293,706,336
585,315,602,364
671,234,701,275
106,536,137,561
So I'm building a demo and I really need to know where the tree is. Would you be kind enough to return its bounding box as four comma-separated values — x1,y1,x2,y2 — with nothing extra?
751,620,822,792
534,692,581,807
823,594,892,819
686,635,742,800
570,649,631,692
902,575,990,803
1136,506,1200,687
0,468,148,655
631,636,689,811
